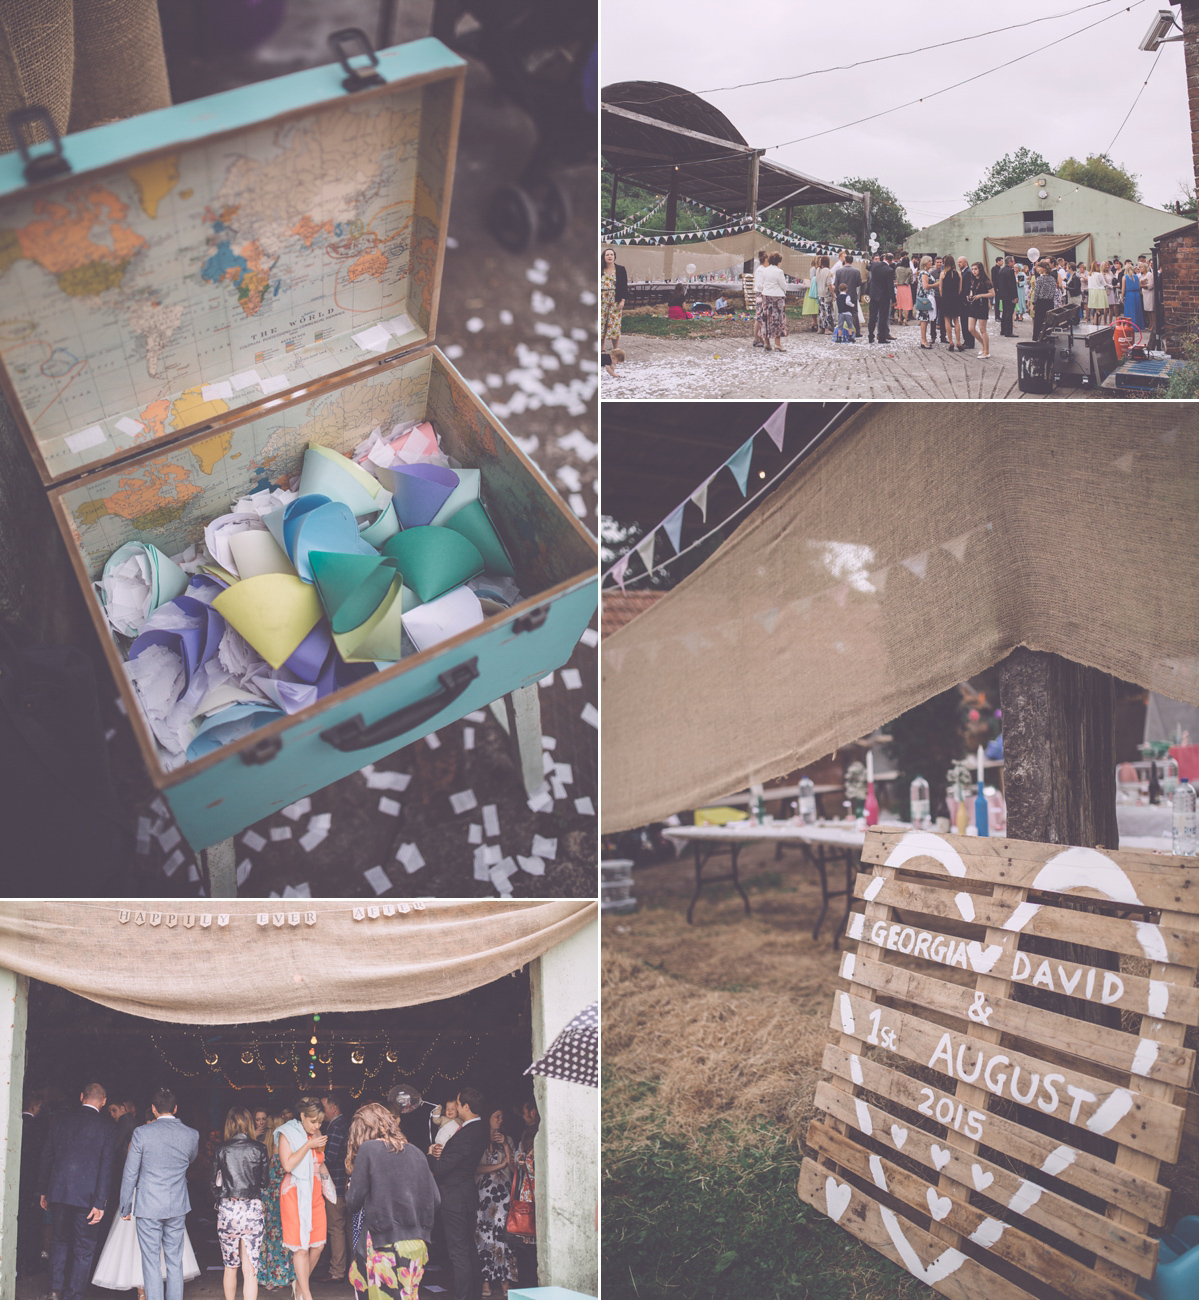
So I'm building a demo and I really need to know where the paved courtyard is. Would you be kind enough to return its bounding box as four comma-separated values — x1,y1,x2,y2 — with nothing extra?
606,314,1105,400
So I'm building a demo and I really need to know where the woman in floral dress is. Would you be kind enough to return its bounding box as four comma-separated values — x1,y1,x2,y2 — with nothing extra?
257,1113,296,1292
345,1103,439,1300
475,1110,516,1297
600,248,626,351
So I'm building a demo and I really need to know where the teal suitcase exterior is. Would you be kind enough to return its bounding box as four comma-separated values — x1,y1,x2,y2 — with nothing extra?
0,36,597,850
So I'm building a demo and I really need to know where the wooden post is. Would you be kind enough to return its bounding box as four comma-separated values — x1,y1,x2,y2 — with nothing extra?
746,151,760,226
664,168,679,240
999,647,1118,849
784,204,793,237
608,173,620,222
0,969,28,1300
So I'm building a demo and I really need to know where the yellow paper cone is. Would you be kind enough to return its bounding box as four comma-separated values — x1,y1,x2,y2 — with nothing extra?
213,574,323,669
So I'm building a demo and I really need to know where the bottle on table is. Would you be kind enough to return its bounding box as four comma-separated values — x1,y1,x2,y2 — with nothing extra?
864,781,879,827
909,776,930,829
1149,761,1162,806
798,775,817,825
1162,756,1179,800
1173,781,1197,856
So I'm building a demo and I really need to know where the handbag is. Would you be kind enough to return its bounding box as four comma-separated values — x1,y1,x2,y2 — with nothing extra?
505,1162,535,1237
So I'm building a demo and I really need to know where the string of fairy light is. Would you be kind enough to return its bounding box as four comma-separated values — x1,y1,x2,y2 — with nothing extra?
148,1021,493,1099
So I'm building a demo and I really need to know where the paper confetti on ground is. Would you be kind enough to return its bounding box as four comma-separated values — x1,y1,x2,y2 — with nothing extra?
450,789,478,814
364,865,392,894
395,842,426,874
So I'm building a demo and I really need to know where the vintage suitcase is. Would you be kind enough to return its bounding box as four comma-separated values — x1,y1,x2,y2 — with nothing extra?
0,33,597,852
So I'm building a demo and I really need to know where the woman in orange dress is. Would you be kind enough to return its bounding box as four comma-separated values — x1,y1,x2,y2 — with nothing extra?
275,1099,331,1300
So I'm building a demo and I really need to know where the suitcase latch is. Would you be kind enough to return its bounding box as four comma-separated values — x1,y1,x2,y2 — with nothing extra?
513,604,550,634
241,735,282,765
328,29,386,92
8,107,72,184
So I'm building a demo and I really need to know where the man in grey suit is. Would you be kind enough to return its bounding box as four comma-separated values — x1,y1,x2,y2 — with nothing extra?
119,1089,199,1300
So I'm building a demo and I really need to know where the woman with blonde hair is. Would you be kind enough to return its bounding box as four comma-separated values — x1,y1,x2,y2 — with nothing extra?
212,1107,269,1300
256,1114,295,1292
276,1099,331,1300
914,256,937,349
345,1102,440,1300
1086,261,1107,324
815,256,835,334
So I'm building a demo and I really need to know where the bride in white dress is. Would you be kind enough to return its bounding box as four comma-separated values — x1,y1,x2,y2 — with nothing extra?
92,1188,202,1294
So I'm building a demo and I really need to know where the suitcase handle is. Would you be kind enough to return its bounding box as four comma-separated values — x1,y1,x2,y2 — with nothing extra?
319,658,478,751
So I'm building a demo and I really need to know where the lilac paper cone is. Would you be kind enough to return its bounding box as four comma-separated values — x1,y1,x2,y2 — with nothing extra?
390,464,459,528
284,620,332,683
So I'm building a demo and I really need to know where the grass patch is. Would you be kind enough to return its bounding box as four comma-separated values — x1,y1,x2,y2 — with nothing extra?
603,1068,930,1300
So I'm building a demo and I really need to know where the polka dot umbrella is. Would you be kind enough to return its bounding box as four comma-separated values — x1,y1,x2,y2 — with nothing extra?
524,1001,598,1088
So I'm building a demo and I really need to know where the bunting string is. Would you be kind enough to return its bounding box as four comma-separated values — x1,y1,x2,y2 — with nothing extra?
603,403,853,591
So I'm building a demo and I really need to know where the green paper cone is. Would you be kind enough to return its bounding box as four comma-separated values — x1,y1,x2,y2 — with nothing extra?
442,499,515,577
309,550,399,634
382,526,484,603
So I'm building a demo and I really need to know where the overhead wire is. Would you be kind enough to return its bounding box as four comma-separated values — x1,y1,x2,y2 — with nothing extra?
696,0,1130,96
1106,46,1165,154
768,1,1146,150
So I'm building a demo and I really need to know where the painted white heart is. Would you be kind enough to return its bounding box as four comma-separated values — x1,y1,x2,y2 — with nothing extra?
825,1176,852,1223
971,1164,994,1192
930,1144,951,1171
891,1124,908,1150
966,941,1004,974
926,1189,952,1222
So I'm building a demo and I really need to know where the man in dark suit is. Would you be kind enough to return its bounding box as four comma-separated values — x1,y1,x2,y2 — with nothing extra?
866,254,895,343
19,1089,49,1277
38,1081,119,1300
957,257,975,349
430,1087,490,1300
992,257,1005,321
996,256,1020,336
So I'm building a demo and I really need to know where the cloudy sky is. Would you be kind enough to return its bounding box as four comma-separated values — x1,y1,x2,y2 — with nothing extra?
601,0,1194,230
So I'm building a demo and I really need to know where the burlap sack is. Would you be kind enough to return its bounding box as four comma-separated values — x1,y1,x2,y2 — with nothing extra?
601,404,1199,833
0,0,170,152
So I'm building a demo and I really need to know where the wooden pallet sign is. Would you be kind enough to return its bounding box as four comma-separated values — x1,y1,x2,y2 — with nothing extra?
798,827,1199,1300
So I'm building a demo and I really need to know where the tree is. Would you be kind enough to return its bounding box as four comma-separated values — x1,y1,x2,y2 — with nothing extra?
760,177,913,251
1055,154,1140,203
964,147,1052,206
1161,183,1197,220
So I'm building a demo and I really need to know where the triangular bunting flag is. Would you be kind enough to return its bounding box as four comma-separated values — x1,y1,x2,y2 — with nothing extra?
635,533,656,575
942,532,973,564
662,504,685,555
686,480,707,520
830,583,850,608
727,436,755,496
606,646,628,673
762,404,787,451
610,553,630,591
902,552,929,580
755,608,780,634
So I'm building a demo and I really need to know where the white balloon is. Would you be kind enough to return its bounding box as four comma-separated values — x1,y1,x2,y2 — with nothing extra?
686,263,697,276
1027,247,1040,262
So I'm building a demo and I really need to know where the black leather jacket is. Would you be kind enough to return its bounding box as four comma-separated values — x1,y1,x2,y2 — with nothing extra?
211,1134,268,1204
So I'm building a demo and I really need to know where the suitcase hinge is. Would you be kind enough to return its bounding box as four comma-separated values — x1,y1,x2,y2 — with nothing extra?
8,107,71,184
513,604,550,634
241,735,282,765
328,28,386,92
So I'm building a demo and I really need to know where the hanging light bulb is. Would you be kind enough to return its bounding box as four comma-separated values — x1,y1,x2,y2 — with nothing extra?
385,1050,398,1064
310,1035,318,1045
241,1050,255,1065
351,1049,365,1065
204,1050,219,1066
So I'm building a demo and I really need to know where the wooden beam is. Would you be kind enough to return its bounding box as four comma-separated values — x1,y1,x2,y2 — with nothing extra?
601,103,755,154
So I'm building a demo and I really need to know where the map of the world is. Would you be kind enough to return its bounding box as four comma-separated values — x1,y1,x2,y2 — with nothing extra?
0,81,446,481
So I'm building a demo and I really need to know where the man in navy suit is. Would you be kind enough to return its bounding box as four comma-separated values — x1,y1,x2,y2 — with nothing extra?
38,1081,119,1300
430,1087,490,1300
119,1087,200,1300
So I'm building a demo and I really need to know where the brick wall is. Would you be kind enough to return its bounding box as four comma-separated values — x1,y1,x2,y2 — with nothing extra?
1159,224,1199,355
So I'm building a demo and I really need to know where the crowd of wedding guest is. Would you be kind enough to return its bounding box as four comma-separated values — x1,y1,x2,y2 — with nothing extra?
19,1079,541,1300
599,242,1157,372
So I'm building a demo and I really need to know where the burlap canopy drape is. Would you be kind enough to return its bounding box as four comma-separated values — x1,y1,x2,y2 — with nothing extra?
983,233,1093,263
0,899,596,1024
601,405,1199,833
